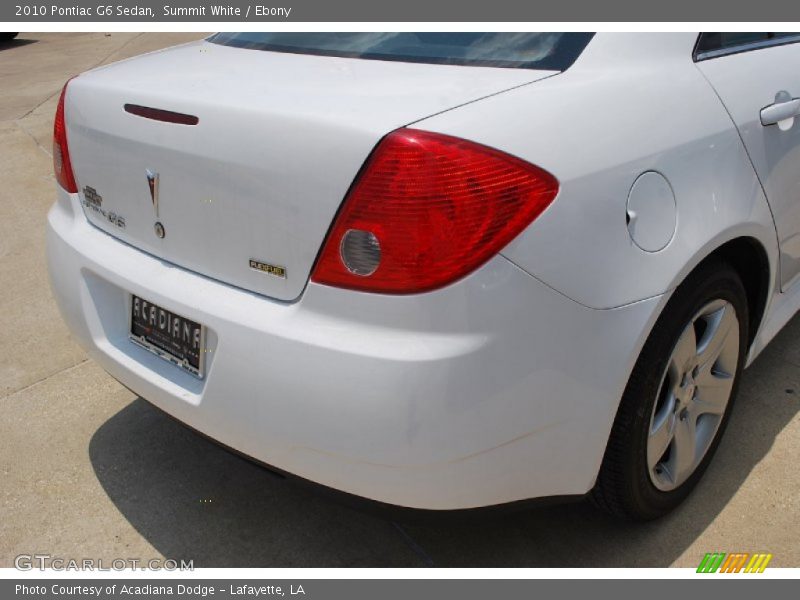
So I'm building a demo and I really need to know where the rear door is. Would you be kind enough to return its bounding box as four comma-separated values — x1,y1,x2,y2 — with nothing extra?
695,33,800,290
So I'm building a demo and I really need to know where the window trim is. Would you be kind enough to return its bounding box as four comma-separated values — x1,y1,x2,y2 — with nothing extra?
693,33,800,62
207,33,595,72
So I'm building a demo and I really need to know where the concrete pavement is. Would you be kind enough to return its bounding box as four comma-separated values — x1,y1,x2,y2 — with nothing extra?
1,32,798,568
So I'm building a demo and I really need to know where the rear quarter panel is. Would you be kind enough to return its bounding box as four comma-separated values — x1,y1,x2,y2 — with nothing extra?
414,33,779,310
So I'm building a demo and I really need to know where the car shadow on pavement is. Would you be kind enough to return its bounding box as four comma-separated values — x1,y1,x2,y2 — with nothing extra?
0,38,37,51
89,314,800,567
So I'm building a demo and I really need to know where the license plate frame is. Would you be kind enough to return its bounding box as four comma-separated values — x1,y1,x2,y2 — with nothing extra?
128,294,206,379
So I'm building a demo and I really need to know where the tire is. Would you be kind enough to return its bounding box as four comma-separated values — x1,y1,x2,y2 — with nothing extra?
0,33,19,42
591,260,748,520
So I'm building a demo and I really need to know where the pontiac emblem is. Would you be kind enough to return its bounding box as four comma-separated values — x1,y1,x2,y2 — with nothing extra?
145,169,159,217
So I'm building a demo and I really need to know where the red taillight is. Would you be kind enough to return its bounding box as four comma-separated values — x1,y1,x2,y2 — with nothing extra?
311,129,559,294
53,79,78,193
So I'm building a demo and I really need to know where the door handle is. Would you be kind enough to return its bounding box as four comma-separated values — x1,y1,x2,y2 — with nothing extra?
761,91,800,126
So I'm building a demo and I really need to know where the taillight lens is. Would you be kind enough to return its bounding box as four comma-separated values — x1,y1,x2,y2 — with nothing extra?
53,79,78,193
311,129,559,294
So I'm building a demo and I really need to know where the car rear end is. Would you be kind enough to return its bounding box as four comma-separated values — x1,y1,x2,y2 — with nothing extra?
46,33,662,510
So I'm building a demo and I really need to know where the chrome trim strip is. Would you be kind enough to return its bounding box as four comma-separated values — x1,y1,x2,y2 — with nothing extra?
695,34,800,61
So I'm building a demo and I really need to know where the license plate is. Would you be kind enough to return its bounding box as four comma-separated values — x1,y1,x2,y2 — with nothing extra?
129,295,205,378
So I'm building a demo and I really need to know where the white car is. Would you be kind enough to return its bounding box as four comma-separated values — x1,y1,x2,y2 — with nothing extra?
47,32,800,520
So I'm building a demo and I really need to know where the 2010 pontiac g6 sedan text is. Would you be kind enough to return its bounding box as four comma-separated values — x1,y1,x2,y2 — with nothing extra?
46,32,800,519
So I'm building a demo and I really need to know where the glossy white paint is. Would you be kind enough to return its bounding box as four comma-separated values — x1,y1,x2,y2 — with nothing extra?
48,187,663,508
66,41,554,302
419,33,780,310
47,33,800,509
695,44,800,291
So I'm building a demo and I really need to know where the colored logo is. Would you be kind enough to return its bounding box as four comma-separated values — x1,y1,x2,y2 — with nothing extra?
146,169,159,217
697,552,772,573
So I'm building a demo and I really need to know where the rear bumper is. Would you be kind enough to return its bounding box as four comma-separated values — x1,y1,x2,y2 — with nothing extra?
47,188,663,510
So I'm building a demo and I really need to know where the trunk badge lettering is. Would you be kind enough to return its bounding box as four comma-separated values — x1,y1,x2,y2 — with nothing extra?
249,259,286,279
83,185,103,208
81,185,126,229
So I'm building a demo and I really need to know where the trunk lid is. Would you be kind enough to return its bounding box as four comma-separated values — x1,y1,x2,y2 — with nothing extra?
66,40,555,300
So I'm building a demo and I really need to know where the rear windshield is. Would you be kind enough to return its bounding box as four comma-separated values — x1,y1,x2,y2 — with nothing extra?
208,33,594,71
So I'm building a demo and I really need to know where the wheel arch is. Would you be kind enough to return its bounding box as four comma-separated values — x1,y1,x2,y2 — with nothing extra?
683,236,771,350
591,237,769,518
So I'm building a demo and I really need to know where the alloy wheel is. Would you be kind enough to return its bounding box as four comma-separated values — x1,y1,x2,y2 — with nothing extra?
647,299,740,492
